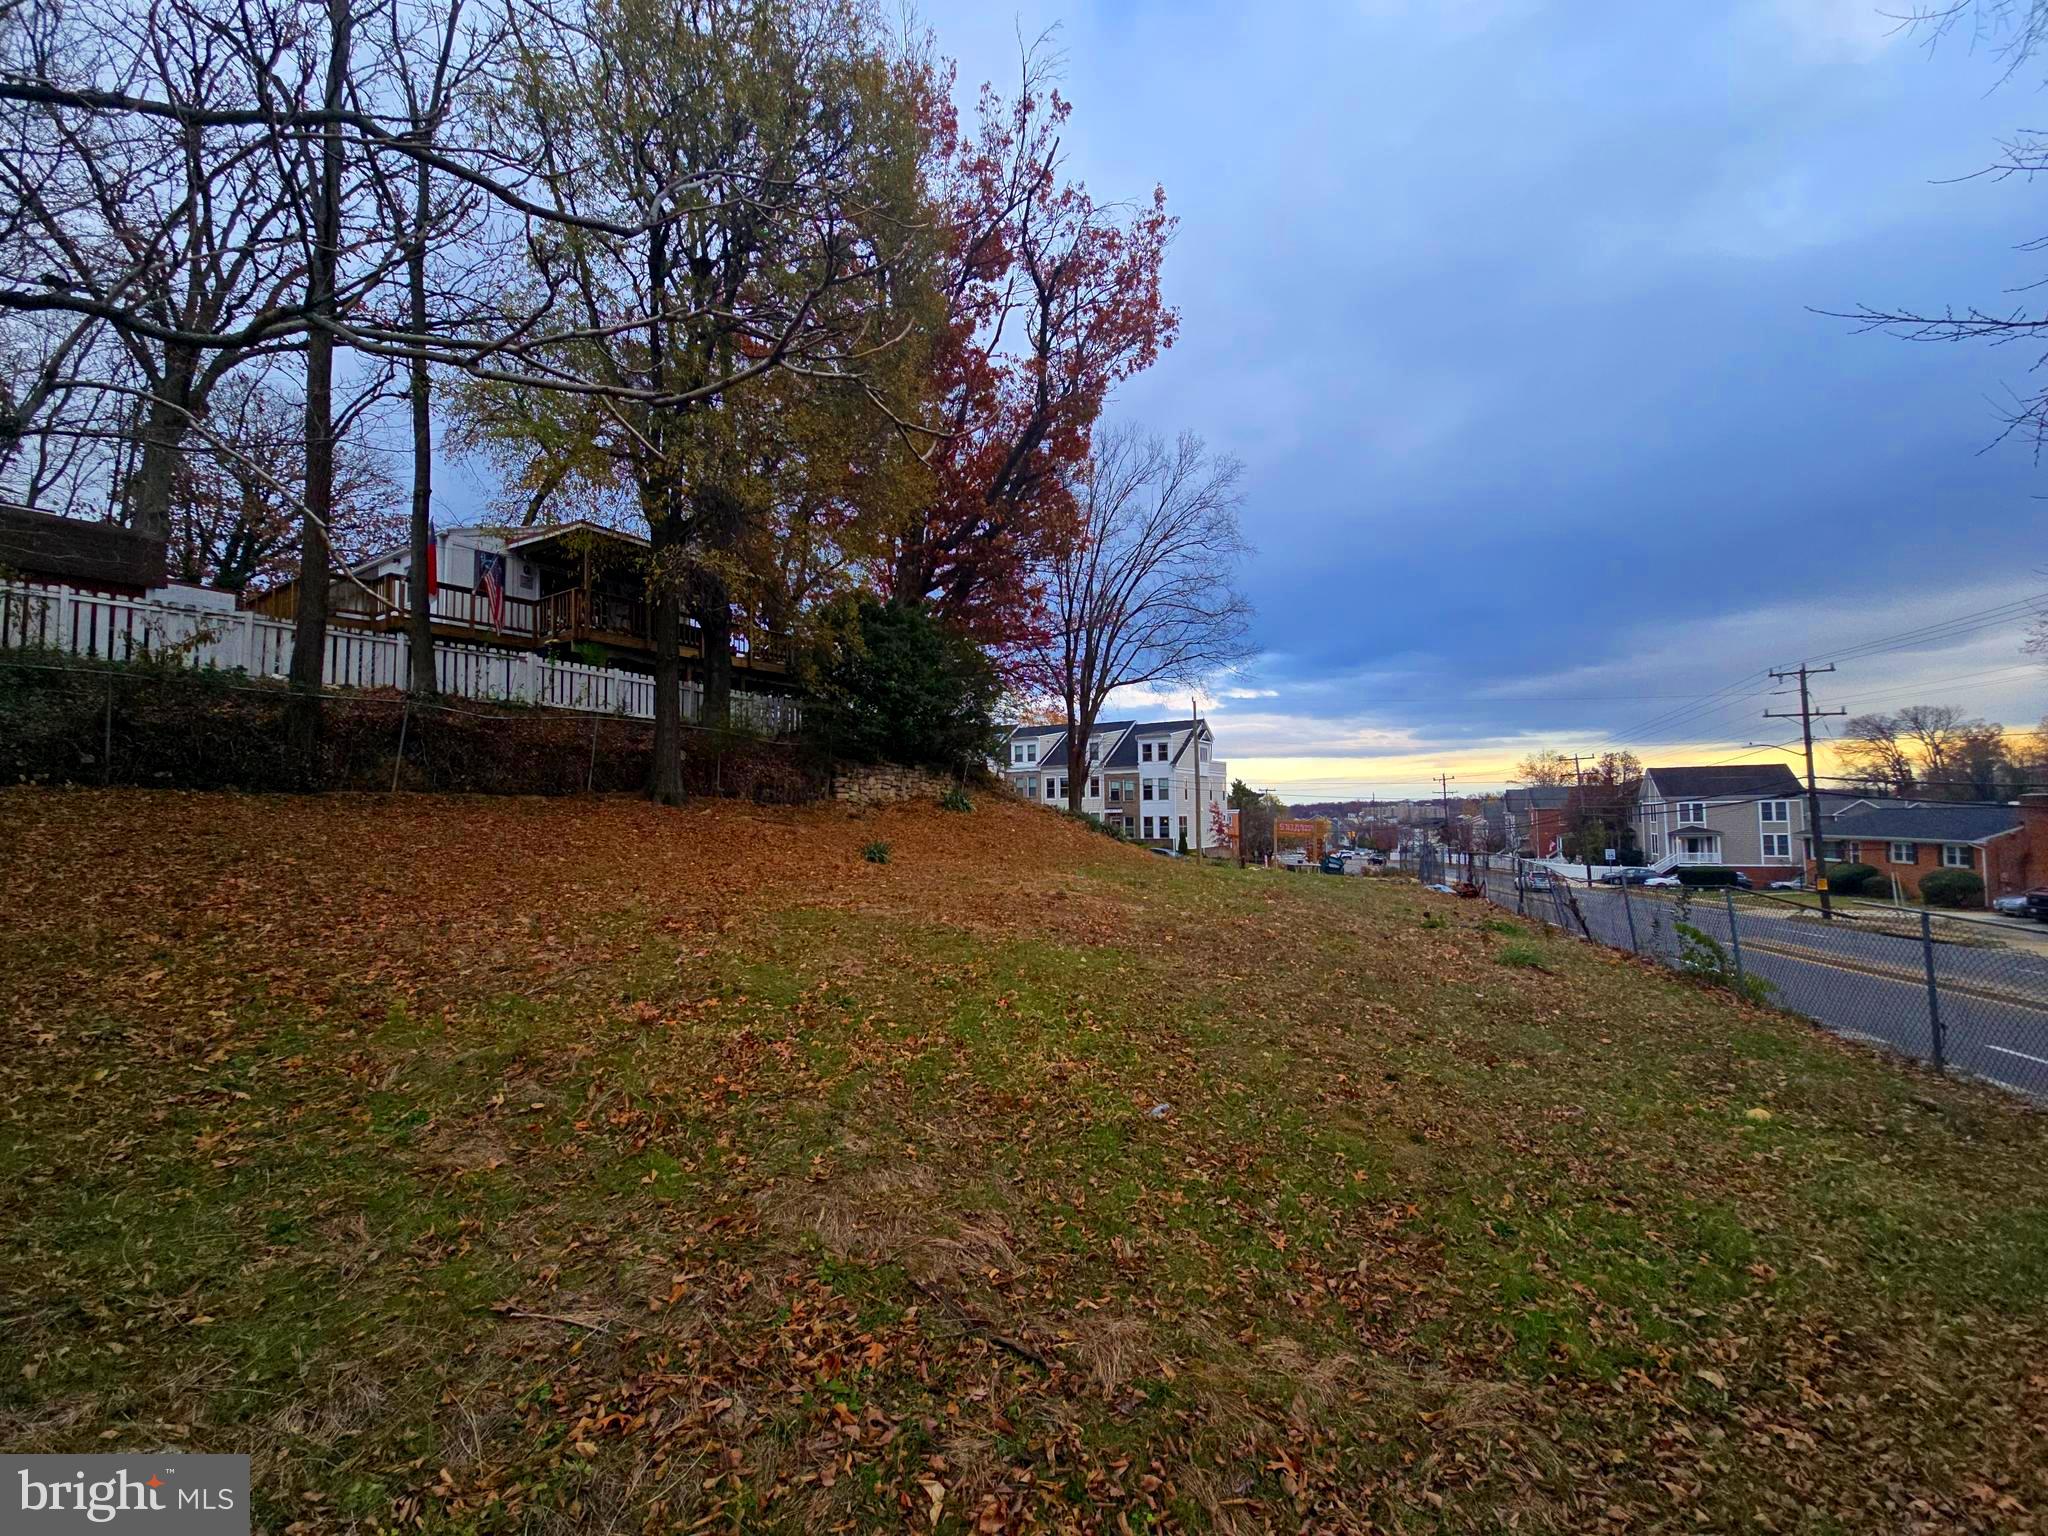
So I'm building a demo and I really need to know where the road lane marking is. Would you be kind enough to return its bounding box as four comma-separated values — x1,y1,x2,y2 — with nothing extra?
1986,1045,2048,1068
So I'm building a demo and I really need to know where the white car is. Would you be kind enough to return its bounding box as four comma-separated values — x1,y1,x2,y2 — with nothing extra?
1642,873,1684,888
1993,893,2032,917
1276,848,1310,870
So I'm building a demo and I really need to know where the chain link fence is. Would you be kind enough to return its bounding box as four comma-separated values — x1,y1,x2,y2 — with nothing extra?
1379,844,2048,1101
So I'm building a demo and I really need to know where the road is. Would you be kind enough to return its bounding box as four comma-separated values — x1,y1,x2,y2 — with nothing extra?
1485,877,2048,1099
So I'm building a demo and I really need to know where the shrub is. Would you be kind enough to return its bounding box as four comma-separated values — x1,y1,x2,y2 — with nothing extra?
1918,868,1984,909
1826,862,1880,896
862,839,891,865
937,784,973,814
1497,942,1546,970
805,599,1003,771
1675,865,1742,888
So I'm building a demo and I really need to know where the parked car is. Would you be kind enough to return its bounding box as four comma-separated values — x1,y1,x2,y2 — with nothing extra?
1518,866,1555,891
1766,877,1805,891
2022,888,2048,922
1993,893,2032,917
1650,867,1752,890
1148,846,1180,859
1642,873,1683,888
1597,868,1654,886
1276,848,1309,870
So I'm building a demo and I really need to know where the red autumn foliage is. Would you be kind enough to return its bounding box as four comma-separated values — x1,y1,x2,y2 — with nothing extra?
886,53,1177,655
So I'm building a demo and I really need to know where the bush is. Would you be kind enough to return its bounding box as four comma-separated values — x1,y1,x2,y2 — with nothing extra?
1918,868,1985,909
1826,862,1880,896
806,599,1003,771
862,839,891,864
1497,942,1547,970
937,784,973,814
1675,865,1742,888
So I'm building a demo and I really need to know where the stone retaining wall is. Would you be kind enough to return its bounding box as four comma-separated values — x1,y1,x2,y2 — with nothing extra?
830,762,960,806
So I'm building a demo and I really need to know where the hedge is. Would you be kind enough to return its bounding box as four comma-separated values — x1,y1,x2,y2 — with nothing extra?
0,652,824,800
1918,868,1986,909
1825,862,1881,896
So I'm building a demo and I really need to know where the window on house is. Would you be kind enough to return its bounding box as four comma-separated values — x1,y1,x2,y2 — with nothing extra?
1143,816,1154,838
1089,777,1100,799
1760,800,1788,823
1888,842,1916,865
1142,780,1153,801
1140,742,1152,762
1089,740,1101,764
1762,833,1791,860
1178,816,1188,841
1679,801,1706,823
1012,744,1024,765
1943,844,1975,869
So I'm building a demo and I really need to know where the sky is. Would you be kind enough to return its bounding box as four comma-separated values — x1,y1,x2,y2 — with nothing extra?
911,0,2048,798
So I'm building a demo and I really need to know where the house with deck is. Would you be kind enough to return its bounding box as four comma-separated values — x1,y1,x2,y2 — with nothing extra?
252,522,796,694
1002,718,1227,850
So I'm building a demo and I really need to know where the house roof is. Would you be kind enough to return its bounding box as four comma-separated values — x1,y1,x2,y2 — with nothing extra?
1006,717,1211,774
1644,764,1802,799
0,503,166,592
1037,721,1137,774
1825,801,2020,845
1504,786,1572,812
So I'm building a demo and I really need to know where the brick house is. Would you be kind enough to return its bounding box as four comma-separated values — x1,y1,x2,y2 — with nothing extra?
1813,796,2048,907
1503,785,1572,856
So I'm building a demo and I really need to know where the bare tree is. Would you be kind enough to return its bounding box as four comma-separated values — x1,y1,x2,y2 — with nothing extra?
166,371,401,590
1838,710,1919,796
0,0,322,537
1837,704,2014,799
1831,2,2048,454
1024,424,1253,816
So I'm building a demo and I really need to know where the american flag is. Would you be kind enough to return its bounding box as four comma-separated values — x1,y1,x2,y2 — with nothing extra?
476,551,506,628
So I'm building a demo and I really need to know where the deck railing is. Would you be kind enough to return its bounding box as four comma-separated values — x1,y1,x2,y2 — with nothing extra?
0,581,801,736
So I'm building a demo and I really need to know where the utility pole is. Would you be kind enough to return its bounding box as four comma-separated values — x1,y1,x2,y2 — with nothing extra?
1191,694,1203,860
1570,752,1595,888
1766,664,1846,921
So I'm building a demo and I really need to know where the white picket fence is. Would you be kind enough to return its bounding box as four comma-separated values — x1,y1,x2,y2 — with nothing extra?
0,581,801,737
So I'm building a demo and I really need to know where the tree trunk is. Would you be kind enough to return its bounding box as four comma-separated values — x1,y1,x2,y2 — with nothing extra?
121,371,195,544
405,157,435,697
648,513,686,804
695,574,732,732
1066,709,1091,816
286,0,351,782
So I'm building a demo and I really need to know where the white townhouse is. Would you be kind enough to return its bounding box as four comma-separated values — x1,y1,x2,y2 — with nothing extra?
1002,718,1227,850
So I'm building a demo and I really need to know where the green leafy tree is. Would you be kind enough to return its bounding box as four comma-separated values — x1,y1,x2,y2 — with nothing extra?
806,599,1002,770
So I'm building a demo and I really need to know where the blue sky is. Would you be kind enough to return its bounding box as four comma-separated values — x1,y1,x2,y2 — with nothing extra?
916,0,2048,796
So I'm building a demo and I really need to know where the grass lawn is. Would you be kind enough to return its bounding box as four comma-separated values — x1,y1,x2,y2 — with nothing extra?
3,787,2045,1533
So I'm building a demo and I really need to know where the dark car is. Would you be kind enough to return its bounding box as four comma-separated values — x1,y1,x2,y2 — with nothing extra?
2025,888,2048,923
1597,868,1654,886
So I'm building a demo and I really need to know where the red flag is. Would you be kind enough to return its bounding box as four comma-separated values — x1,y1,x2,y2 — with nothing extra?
424,521,438,599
